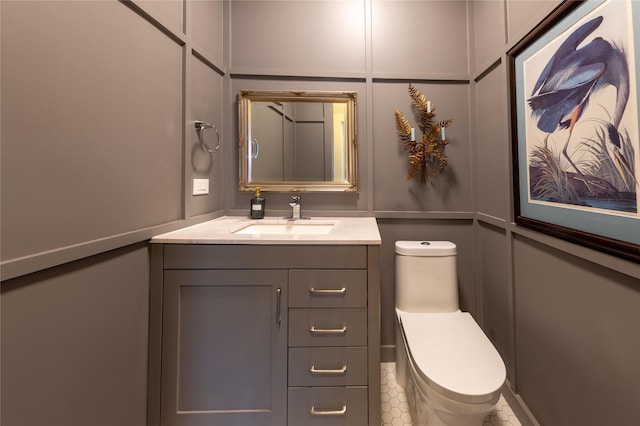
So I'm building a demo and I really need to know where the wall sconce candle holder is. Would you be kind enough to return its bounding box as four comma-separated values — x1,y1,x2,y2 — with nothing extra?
395,84,452,184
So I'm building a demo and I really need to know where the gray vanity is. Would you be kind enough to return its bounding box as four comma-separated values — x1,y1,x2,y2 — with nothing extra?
148,216,381,426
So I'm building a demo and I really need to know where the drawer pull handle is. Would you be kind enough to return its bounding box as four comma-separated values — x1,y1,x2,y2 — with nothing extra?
310,365,347,375
309,287,347,295
309,405,347,416
309,325,347,334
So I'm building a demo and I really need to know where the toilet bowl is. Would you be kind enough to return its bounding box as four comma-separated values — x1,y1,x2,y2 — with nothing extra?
395,241,506,426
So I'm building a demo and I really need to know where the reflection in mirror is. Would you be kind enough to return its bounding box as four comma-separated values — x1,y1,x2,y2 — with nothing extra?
238,90,358,192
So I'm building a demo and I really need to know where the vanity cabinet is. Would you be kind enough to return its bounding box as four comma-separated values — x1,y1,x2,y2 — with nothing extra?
148,243,380,426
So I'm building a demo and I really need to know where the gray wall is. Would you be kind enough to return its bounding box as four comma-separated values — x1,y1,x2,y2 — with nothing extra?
1,243,150,426
472,1,640,425
228,2,474,371
1,1,225,425
2,1,639,425
1,0,225,280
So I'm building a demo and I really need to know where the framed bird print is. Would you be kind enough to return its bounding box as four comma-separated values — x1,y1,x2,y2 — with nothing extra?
508,0,640,262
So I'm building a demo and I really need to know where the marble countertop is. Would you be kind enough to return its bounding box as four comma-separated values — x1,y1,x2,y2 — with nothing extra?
151,216,381,245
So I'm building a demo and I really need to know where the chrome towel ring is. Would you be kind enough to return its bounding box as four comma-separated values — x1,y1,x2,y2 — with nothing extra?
194,120,220,153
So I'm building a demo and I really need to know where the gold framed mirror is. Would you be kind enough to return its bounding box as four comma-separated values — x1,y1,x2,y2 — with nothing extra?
238,90,358,192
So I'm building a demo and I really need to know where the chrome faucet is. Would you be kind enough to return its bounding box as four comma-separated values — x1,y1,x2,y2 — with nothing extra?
289,195,302,220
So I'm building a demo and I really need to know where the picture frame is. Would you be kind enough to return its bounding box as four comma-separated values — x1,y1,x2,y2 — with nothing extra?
508,0,640,263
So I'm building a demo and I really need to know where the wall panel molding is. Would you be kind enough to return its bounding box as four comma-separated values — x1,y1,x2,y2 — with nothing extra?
1,0,224,280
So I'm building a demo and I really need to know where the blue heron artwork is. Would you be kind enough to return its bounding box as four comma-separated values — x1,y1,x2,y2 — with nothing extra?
524,1,639,214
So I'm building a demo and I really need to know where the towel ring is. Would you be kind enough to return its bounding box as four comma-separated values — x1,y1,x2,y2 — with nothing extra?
194,120,220,153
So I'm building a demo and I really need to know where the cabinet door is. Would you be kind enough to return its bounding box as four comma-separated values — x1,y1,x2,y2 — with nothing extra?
161,269,287,426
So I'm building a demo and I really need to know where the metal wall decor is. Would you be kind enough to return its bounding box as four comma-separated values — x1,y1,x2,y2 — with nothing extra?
395,84,452,184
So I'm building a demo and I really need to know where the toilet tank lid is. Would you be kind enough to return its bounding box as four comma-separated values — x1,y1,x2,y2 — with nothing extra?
395,241,457,256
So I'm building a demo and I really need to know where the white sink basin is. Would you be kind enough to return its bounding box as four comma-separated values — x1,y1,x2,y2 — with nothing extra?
233,220,335,235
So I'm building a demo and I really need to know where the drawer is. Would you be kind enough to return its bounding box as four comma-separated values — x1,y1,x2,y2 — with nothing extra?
288,386,368,426
289,270,367,308
289,308,367,347
289,347,368,387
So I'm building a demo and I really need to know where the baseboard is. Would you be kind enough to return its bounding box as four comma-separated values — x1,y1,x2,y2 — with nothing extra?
501,380,540,426
381,345,395,362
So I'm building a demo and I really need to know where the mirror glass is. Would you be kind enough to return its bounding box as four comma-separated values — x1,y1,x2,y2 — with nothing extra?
238,90,358,192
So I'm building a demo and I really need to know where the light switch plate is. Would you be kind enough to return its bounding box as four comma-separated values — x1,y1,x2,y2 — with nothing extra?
192,178,209,195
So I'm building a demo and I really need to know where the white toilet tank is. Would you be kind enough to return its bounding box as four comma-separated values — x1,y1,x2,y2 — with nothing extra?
395,241,459,313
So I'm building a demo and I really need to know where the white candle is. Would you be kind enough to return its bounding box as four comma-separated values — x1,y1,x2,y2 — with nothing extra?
441,126,446,140
427,101,431,113
410,127,415,141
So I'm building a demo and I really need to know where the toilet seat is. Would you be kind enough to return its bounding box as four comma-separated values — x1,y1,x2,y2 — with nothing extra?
397,310,506,404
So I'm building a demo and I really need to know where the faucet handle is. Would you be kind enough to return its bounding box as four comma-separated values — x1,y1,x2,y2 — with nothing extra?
291,195,301,204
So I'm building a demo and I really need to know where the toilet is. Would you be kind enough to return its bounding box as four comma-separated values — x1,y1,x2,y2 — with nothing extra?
394,241,506,426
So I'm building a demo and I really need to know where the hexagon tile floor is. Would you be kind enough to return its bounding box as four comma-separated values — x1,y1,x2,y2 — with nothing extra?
381,362,523,426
